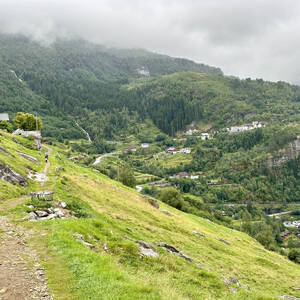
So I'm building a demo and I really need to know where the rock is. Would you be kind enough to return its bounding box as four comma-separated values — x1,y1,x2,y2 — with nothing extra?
192,230,205,237
138,241,159,258
292,287,300,291
229,287,238,293
216,238,231,245
54,208,64,218
23,212,38,221
0,146,12,157
58,202,67,208
46,208,54,214
17,151,39,163
126,227,133,232
39,214,56,220
156,242,193,262
26,205,34,209
242,285,250,291
224,277,241,287
160,209,172,216
74,233,95,249
143,196,159,209
279,296,300,300
0,161,28,186
35,211,49,218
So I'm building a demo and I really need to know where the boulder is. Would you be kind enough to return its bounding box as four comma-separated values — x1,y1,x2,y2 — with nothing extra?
192,230,205,237
279,296,300,300
156,242,193,262
74,233,95,249
160,209,172,216
0,146,12,157
58,202,67,208
216,238,231,245
23,212,38,221
35,210,49,218
138,241,159,258
0,161,28,186
54,208,65,218
39,214,56,221
17,151,39,163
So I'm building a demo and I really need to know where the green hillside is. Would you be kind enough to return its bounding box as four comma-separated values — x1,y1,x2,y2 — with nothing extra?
0,130,300,299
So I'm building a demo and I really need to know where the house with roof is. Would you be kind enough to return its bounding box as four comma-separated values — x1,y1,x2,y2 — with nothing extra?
200,133,210,140
0,113,9,122
166,147,177,154
179,148,191,154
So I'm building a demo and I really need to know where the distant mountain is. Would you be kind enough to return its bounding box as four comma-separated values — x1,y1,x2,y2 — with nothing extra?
0,34,222,139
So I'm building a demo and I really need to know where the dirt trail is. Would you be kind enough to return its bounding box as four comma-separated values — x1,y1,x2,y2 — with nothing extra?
0,216,53,300
0,145,54,299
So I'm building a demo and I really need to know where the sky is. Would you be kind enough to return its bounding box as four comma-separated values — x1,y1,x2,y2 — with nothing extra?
1,0,300,83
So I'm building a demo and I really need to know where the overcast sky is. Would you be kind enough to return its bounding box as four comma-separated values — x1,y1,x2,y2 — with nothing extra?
1,0,300,83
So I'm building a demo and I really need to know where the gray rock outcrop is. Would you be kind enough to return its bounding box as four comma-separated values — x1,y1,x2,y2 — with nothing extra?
156,242,193,262
267,139,300,167
17,151,39,163
0,161,28,186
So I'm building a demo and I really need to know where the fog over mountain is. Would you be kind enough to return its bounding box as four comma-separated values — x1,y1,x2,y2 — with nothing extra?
1,0,300,83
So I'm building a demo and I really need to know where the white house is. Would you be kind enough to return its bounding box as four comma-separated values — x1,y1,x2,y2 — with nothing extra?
190,174,200,179
200,133,210,140
141,143,149,148
283,220,300,228
180,148,191,154
0,113,9,121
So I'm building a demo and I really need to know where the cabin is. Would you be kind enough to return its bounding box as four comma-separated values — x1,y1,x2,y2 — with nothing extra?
123,146,137,153
0,113,9,121
166,147,177,154
174,172,189,178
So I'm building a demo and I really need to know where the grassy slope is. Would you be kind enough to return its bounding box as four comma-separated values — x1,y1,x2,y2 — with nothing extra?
0,131,300,300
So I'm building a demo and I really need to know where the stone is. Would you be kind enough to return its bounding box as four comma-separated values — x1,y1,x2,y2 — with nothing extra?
23,212,38,221
156,242,193,262
39,214,56,221
0,161,28,186
17,151,39,163
54,208,64,218
279,296,300,300
126,227,133,232
292,288,300,291
192,230,205,237
35,211,49,218
143,196,159,209
58,202,67,208
0,146,12,157
74,233,95,249
216,238,231,245
138,241,159,258
224,277,241,287
160,209,172,216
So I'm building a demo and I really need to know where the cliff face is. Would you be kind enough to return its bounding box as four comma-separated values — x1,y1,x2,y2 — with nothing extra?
267,139,300,167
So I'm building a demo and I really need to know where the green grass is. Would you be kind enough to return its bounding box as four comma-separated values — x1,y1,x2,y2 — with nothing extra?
1,131,300,299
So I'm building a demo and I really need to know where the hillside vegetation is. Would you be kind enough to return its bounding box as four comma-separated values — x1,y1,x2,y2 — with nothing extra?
0,131,300,299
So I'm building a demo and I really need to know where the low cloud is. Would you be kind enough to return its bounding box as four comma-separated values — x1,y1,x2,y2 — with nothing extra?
1,0,300,83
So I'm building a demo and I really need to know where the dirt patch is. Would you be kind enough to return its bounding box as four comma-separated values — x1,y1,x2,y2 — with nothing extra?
0,216,53,300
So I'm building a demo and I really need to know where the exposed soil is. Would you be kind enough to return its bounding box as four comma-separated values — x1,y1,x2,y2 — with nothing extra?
0,216,53,300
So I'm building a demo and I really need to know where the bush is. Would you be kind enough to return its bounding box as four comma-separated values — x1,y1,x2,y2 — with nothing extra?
288,249,300,264
0,121,13,133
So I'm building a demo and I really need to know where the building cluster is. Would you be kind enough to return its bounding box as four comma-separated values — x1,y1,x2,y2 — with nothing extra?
184,129,211,140
170,172,206,180
283,220,300,228
228,121,264,133
165,147,191,154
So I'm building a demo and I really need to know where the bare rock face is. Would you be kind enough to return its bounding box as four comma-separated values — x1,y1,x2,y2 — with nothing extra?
17,151,39,163
267,139,300,167
0,146,13,157
0,161,28,186
156,242,193,262
138,241,159,258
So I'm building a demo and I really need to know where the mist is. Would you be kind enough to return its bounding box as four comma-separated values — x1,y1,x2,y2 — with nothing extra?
1,0,300,83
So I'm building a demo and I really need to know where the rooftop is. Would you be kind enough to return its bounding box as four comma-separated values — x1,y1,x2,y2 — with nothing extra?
0,113,9,121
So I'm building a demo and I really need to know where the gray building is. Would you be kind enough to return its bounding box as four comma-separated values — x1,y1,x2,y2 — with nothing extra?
0,113,9,121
